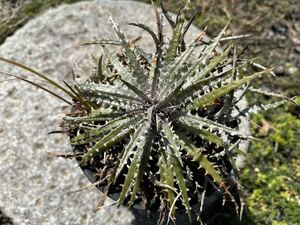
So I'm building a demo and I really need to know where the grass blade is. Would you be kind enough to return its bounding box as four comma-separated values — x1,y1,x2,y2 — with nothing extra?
0,70,72,105
0,56,77,100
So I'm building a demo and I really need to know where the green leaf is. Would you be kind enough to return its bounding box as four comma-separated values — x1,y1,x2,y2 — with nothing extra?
118,125,153,206
159,26,231,100
249,87,297,104
114,121,149,180
118,152,140,205
193,44,233,83
197,22,230,66
243,98,296,115
182,114,257,140
119,78,151,103
128,129,154,206
164,1,190,64
177,119,249,156
70,117,128,145
159,43,197,98
150,49,162,99
64,108,141,122
161,122,191,220
77,82,143,110
110,18,149,90
128,22,160,52
164,19,184,65
0,56,77,100
102,46,138,87
63,81,92,111
0,70,72,105
175,64,234,101
158,145,176,216
171,152,191,221
188,68,274,110
80,118,139,164
175,44,233,100
162,122,183,166
157,80,184,109
177,121,248,177
176,132,223,185
177,120,227,147
118,107,155,206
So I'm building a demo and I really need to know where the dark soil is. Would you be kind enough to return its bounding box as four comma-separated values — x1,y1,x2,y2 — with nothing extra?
0,210,13,225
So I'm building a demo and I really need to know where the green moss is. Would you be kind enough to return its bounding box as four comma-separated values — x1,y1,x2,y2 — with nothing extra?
241,111,300,224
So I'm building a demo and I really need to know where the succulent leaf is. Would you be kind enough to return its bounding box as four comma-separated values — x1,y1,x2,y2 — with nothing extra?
249,87,297,103
80,117,139,164
241,98,295,116
78,82,142,103
161,135,192,221
158,146,176,216
182,114,256,140
119,78,152,103
197,21,230,66
128,128,154,206
114,121,149,180
162,122,184,166
192,44,233,83
110,17,149,90
169,150,192,221
177,120,228,147
175,64,234,101
158,43,197,98
128,22,160,52
118,116,153,205
187,68,274,110
164,18,184,65
102,45,139,87
70,117,129,145
176,132,223,185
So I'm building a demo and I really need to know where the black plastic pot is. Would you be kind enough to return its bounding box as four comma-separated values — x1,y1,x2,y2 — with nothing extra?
79,163,241,225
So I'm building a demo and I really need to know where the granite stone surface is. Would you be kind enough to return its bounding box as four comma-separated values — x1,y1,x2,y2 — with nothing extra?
0,1,202,224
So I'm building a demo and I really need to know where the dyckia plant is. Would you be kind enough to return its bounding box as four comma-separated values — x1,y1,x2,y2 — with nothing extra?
0,1,295,225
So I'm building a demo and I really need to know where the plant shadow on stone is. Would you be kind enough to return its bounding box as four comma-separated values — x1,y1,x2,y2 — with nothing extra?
0,0,296,225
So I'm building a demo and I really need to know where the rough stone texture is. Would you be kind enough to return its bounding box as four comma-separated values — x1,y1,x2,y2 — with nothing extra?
0,0,249,224
0,209,13,225
0,0,26,19
0,1,205,225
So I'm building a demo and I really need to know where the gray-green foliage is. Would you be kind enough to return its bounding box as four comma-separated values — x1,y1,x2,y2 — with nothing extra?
66,1,273,221
0,0,293,224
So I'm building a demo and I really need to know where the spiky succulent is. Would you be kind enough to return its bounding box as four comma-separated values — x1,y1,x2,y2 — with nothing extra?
63,2,273,222
0,1,295,224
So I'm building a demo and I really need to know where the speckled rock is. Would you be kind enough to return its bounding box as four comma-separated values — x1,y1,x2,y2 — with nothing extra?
0,1,204,225
0,1,249,224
